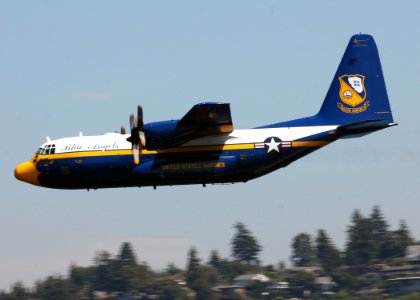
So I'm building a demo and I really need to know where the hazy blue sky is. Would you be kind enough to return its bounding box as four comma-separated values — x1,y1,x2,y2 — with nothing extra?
1,0,420,290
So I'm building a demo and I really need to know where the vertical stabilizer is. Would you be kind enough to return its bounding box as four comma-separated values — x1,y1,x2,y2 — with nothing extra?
317,34,394,125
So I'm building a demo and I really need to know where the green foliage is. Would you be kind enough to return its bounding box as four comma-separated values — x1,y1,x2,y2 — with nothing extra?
3,282,29,300
369,205,389,259
148,279,192,300
334,290,358,300
346,210,376,265
231,222,262,265
387,292,420,300
287,271,316,296
291,233,317,267
35,275,75,300
186,246,200,272
215,258,261,280
208,249,221,269
331,271,360,291
69,264,93,287
185,247,218,299
118,242,138,266
189,266,218,299
165,262,182,275
91,243,153,293
345,207,414,266
246,280,271,299
316,229,342,273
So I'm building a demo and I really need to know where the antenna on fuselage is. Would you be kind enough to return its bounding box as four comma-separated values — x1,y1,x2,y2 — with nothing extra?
46,136,51,142
79,132,83,137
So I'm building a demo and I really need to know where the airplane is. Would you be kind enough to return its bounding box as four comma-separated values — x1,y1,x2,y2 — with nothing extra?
15,34,396,190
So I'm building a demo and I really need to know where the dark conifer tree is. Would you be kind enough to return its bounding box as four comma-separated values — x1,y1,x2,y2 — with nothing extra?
208,249,221,269
315,229,341,272
346,210,375,265
231,222,262,264
291,233,317,267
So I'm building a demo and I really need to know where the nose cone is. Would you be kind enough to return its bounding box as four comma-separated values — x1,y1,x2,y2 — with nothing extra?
14,161,40,186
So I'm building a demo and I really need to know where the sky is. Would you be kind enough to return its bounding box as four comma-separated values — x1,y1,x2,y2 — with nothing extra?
1,0,420,291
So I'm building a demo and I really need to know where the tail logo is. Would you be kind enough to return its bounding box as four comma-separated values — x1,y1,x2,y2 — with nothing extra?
338,74,369,113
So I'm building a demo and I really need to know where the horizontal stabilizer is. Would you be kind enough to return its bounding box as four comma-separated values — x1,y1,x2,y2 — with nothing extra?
337,120,397,138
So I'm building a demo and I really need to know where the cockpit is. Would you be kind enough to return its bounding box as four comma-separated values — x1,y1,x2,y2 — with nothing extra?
36,144,56,155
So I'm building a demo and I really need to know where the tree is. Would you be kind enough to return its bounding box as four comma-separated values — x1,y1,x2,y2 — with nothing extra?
114,242,152,292
208,250,221,269
7,282,29,300
118,242,138,267
166,262,182,275
187,247,201,273
186,247,217,299
92,250,115,292
69,264,93,288
291,233,317,267
368,205,389,259
231,222,262,264
188,266,218,300
315,229,341,273
149,279,191,300
395,220,413,256
92,243,152,293
287,272,316,297
380,220,414,259
345,210,375,265
187,246,201,286
35,275,74,300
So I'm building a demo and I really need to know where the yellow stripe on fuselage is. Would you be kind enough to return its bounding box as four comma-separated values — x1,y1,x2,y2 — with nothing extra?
35,141,328,160
292,141,330,147
36,143,257,160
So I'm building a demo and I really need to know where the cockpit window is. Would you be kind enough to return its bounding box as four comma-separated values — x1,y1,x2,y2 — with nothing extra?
36,144,56,155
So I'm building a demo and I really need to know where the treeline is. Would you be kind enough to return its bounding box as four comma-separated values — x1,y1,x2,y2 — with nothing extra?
291,206,413,270
0,206,418,299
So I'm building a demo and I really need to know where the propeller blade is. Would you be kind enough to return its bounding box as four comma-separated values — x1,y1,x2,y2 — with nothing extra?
139,131,146,148
129,114,136,130
137,105,143,128
133,144,140,165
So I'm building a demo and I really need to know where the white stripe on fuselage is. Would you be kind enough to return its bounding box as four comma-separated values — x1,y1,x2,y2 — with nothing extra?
183,126,338,146
39,126,338,153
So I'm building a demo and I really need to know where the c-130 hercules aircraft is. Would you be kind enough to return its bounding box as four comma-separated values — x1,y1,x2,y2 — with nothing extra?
15,34,395,190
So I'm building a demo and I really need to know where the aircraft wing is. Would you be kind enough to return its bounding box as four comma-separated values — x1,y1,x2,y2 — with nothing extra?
179,102,233,134
144,102,234,150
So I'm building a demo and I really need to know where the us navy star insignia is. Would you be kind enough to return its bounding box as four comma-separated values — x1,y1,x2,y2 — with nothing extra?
264,137,282,153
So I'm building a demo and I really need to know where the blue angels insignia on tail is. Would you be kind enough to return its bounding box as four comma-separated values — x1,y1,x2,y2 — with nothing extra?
338,74,368,113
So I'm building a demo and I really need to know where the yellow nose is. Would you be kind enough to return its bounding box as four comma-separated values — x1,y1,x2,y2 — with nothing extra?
14,161,40,186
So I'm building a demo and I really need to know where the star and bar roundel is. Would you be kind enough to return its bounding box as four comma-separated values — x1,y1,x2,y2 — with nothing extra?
254,137,291,155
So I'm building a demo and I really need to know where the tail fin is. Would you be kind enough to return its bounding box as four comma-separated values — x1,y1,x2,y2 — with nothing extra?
317,34,394,126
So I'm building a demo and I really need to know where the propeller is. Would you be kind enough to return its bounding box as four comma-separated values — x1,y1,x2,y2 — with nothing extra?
126,105,146,165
